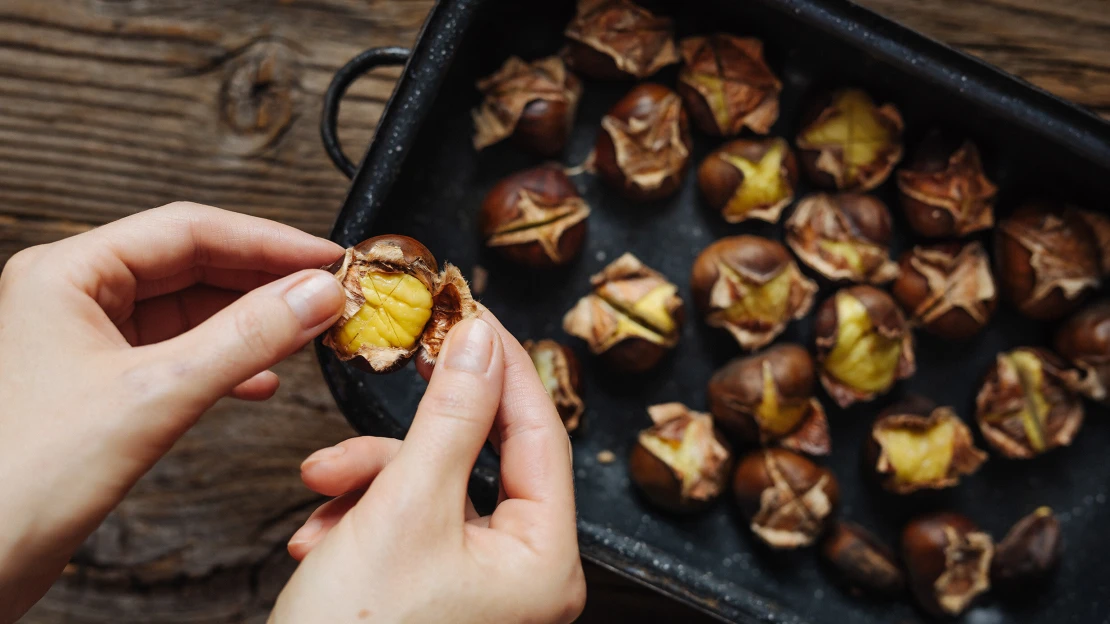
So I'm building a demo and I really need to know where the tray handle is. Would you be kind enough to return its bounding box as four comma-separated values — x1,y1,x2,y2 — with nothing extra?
321,47,411,179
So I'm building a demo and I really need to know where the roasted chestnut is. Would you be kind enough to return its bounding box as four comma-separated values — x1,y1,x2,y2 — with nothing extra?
1075,209,1110,276
991,507,1062,593
814,286,915,408
732,448,839,549
323,235,477,373
480,165,590,269
563,253,683,373
594,83,692,201
902,512,993,617
892,241,997,340
523,339,585,432
676,34,781,136
785,193,899,285
995,202,1100,320
472,56,583,156
697,138,798,224
629,403,732,512
563,0,678,80
690,236,816,351
975,347,1085,459
864,397,986,495
896,129,996,238
795,89,903,191
707,344,830,455
820,522,905,597
1054,299,1110,402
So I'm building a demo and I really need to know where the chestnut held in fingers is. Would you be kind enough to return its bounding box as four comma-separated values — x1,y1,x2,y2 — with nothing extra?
865,397,986,495
472,56,583,156
785,193,899,285
595,83,692,201
629,403,732,513
992,507,1062,592
707,344,830,455
563,253,683,373
897,130,997,238
975,347,1084,459
1054,299,1110,402
691,236,817,351
892,241,997,340
795,89,903,191
562,0,678,81
523,340,585,433
995,202,1100,320
480,165,590,269
820,522,905,597
323,235,477,373
732,448,840,549
676,34,781,136
814,286,915,408
698,138,798,224
902,512,993,617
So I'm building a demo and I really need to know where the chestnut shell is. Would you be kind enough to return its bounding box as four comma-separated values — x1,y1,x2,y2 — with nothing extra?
896,130,997,238
675,34,781,136
901,512,993,617
892,241,997,340
629,403,732,513
697,138,799,224
820,522,905,597
732,448,840,549
1054,299,1110,402
562,0,678,81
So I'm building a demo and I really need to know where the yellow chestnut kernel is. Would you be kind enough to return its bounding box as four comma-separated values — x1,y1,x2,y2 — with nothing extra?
531,347,560,396
802,90,892,178
755,360,807,435
721,142,788,217
816,239,874,274
630,284,679,334
991,351,1050,452
723,265,793,324
874,419,956,485
639,427,706,494
688,73,730,130
335,271,433,353
825,293,902,392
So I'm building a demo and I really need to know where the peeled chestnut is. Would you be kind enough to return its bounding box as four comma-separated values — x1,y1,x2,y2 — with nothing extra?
472,56,582,156
594,83,692,201
563,253,683,373
814,285,915,408
892,241,997,340
1054,299,1110,402
523,340,585,432
707,344,830,455
676,34,781,136
991,507,1062,593
323,235,477,373
629,403,732,513
975,347,1084,459
902,512,993,617
732,448,839,549
795,89,903,191
995,202,1100,320
785,193,899,284
697,138,798,224
691,236,817,351
864,396,986,495
480,165,590,269
820,522,905,597
897,130,997,238
563,0,678,81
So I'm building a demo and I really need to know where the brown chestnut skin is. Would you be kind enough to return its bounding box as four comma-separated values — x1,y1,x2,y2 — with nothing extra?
595,83,693,202
994,202,1101,320
892,241,997,340
1054,299,1110,402
785,193,899,285
991,507,1062,593
629,404,732,513
820,522,905,597
697,138,798,224
732,449,840,549
1075,209,1110,276
676,34,781,136
562,0,678,81
795,89,903,191
472,56,582,157
897,129,997,238
515,96,575,157
480,165,589,269
902,512,993,617
523,339,585,432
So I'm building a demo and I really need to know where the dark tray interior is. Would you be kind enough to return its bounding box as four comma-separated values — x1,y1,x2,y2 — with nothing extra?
319,0,1110,622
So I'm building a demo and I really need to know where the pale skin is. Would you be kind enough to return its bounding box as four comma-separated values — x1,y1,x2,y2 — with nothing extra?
0,202,585,624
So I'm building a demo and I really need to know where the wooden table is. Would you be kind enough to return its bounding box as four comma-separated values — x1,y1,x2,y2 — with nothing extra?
3,1,1106,621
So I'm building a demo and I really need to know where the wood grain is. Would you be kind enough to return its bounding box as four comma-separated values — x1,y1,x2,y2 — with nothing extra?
2,0,1106,622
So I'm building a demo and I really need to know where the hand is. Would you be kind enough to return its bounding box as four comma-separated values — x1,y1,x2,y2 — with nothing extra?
272,310,587,623
0,203,346,622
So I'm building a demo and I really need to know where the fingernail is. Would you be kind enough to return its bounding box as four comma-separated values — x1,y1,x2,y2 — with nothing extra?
301,445,346,470
283,271,344,329
289,518,323,545
443,318,496,373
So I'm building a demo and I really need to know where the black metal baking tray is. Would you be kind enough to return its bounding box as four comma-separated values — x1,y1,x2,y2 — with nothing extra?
315,1,1110,622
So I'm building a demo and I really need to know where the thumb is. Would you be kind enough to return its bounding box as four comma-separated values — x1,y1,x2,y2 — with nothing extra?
144,269,344,409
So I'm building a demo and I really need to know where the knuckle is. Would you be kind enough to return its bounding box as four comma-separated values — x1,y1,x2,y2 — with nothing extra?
421,386,480,423
2,245,46,280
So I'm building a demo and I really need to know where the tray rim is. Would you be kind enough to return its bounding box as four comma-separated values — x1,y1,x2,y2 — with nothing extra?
319,1,1110,622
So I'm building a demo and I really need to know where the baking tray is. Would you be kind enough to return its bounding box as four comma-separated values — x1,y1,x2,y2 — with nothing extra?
315,1,1110,622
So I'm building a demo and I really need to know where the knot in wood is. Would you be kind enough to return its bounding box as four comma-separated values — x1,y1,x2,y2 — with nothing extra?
219,39,300,153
